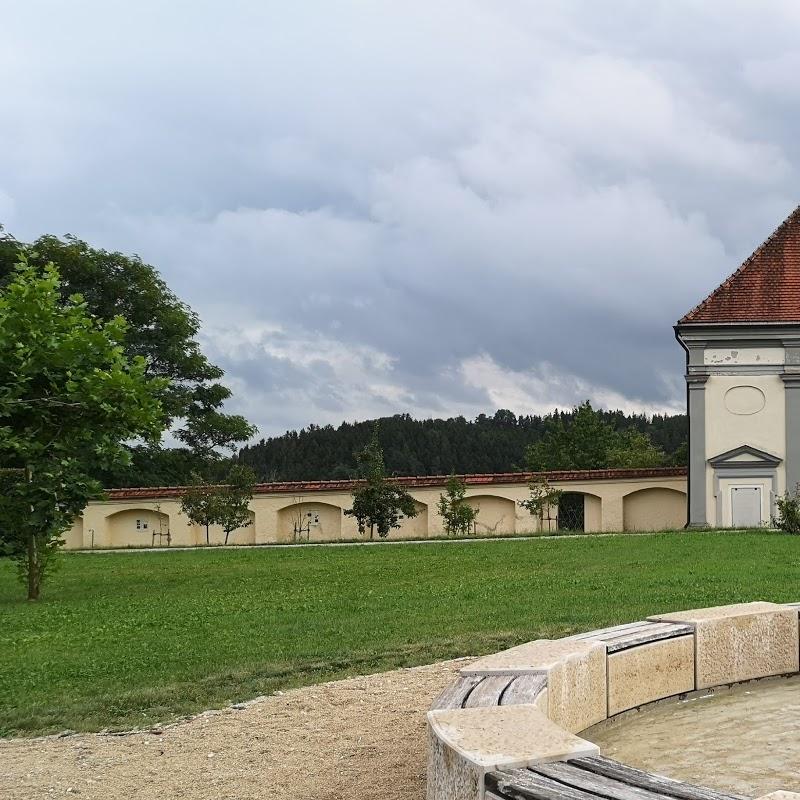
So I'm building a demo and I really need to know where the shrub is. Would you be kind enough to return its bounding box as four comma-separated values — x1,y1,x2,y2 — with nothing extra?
773,486,800,533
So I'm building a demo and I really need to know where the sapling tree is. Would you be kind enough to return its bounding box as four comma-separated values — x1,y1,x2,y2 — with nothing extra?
437,475,478,536
519,476,563,533
216,465,257,545
345,425,418,539
180,473,220,544
0,259,166,599
180,466,257,544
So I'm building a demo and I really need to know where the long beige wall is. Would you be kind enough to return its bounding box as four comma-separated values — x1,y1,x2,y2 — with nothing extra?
62,475,688,550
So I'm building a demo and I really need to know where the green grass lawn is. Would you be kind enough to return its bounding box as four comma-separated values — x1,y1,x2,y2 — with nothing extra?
1,531,799,737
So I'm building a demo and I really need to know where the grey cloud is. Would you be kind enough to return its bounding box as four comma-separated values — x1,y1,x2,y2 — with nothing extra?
2,1,800,435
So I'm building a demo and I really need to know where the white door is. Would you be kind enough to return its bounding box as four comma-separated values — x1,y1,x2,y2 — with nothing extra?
731,486,762,528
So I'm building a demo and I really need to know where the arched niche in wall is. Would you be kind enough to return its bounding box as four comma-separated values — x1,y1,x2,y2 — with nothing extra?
277,501,343,542
392,500,428,539
105,507,170,548
464,495,517,536
622,487,687,532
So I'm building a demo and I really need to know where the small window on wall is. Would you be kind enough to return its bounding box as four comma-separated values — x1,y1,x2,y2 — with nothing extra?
136,519,149,530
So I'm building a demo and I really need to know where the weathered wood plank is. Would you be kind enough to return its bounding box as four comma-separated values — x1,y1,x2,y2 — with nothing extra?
532,762,674,800
487,768,605,800
567,621,657,640
601,622,693,640
463,675,513,708
500,674,547,706
430,675,482,710
604,628,694,654
569,756,749,800
569,622,694,653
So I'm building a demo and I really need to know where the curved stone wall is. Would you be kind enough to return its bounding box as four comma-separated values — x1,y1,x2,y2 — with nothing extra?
427,601,800,800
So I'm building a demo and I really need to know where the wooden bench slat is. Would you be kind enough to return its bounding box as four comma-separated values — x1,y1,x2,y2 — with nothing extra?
567,621,657,639
499,673,547,706
430,675,482,709
463,675,513,708
568,756,750,800
569,622,694,653
604,629,694,654
601,623,692,640
532,762,676,800
487,768,607,800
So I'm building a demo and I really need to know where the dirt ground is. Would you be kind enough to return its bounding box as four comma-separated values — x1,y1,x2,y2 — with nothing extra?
0,659,472,800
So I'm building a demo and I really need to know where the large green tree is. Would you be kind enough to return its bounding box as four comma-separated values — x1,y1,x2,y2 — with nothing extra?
0,259,167,598
525,402,666,471
0,231,255,482
345,426,418,539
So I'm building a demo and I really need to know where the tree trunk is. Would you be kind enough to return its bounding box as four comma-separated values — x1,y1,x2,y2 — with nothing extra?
205,523,210,545
25,465,41,601
27,532,41,601
224,530,230,545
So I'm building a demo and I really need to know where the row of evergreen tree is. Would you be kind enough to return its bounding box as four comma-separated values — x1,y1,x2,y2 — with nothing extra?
236,407,688,482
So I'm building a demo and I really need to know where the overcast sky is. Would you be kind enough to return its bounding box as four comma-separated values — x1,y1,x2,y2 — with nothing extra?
3,2,800,438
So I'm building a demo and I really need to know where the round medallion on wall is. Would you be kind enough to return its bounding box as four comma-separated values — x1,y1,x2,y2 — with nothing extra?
724,385,766,415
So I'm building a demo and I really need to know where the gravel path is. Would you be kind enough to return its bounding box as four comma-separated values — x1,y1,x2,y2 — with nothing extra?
0,659,471,800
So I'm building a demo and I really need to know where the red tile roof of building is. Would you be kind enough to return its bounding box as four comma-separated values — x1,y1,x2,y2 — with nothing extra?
104,467,687,500
679,205,800,324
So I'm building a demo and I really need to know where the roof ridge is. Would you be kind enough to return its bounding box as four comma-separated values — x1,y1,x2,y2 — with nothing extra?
678,204,800,324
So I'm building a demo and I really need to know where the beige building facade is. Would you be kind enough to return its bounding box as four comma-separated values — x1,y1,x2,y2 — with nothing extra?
676,205,800,528
62,468,688,550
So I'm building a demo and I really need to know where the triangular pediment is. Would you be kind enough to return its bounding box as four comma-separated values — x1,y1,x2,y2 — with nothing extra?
708,444,782,468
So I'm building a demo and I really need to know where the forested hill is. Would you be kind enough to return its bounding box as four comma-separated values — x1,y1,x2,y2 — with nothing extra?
237,409,688,482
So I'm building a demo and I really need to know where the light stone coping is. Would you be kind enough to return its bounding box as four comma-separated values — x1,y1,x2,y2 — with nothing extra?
532,687,548,713
461,639,602,675
461,639,607,733
427,705,599,800
757,793,800,800
607,635,695,716
648,601,800,689
650,600,782,621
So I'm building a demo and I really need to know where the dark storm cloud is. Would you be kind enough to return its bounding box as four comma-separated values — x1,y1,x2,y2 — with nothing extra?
2,1,799,435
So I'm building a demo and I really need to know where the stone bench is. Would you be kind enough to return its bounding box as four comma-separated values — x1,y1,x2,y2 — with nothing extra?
428,601,800,800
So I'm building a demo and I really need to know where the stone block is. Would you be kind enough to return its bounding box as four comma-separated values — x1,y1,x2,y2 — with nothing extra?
426,704,598,800
462,640,607,733
756,793,800,800
607,635,695,715
648,602,799,689
462,639,601,676
533,687,548,713
427,724,482,800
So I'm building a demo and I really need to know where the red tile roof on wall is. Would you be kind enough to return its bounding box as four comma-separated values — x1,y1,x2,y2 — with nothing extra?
679,204,800,324
104,467,687,501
